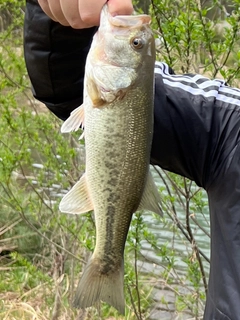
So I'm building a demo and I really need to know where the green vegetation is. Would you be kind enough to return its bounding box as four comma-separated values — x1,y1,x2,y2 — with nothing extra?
0,0,239,319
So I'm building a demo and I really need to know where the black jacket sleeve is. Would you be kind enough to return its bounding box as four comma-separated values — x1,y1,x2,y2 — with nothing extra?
151,62,240,190
24,0,97,120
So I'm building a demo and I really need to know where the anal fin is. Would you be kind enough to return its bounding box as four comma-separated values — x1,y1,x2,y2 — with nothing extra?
138,170,163,216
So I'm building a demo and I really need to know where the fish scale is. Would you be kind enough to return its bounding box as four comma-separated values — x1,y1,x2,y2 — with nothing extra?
59,5,162,315
86,96,149,260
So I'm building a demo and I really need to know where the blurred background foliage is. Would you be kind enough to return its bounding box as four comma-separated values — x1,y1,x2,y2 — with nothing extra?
0,0,239,319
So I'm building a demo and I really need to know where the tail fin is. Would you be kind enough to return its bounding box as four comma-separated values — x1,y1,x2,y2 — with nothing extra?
73,257,125,315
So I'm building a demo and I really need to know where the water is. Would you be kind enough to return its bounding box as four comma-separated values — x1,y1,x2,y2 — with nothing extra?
140,208,210,319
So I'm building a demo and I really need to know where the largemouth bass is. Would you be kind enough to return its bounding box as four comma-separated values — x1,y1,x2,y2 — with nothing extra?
59,5,161,315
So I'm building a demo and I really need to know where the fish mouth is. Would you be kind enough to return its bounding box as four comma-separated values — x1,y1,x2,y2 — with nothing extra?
101,4,151,28
109,14,151,28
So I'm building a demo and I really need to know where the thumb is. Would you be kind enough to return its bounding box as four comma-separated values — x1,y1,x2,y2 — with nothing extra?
107,0,134,16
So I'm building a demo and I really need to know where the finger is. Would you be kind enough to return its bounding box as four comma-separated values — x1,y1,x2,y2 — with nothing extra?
38,0,57,22
78,0,106,27
48,0,70,26
108,0,134,16
60,0,84,29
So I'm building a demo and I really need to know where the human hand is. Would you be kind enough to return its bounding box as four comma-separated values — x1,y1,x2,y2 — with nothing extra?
38,0,133,29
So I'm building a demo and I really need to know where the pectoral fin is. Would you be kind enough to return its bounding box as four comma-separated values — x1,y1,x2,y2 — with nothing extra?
138,170,163,216
87,76,105,106
61,104,85,133
59,174,93,214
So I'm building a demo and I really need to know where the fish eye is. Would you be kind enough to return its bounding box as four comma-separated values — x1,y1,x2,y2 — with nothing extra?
131,37,144,50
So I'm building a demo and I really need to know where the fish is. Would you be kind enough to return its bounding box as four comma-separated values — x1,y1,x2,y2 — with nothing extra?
59,4,161,315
